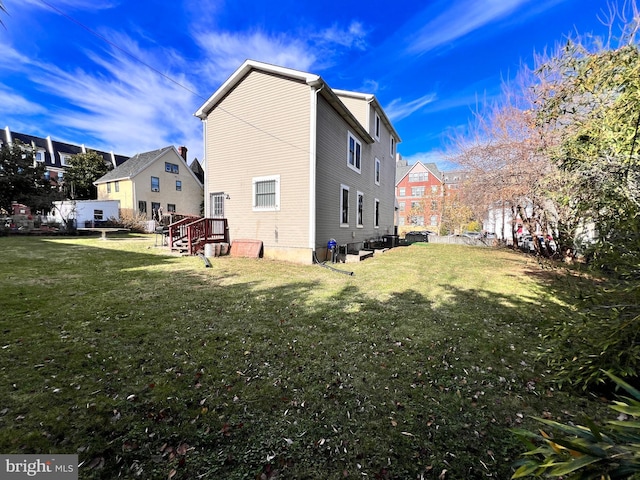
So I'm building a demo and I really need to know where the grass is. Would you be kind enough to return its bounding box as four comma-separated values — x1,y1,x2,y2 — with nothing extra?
0,235,610,479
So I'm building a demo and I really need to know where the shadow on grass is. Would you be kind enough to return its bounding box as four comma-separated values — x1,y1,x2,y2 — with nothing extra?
0,237,608,480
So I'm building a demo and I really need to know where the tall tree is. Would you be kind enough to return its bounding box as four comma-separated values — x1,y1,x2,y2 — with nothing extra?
63,151,112,200
533,37,640,275
0,141,57,213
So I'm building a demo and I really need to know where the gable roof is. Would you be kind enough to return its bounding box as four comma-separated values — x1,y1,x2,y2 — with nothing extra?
194,59,375,144
395,161,444,185
396,162,412,185
95,146,173,183
189,158,204,183
332,89,402,144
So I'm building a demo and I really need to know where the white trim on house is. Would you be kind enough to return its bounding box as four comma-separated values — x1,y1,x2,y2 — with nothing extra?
252,174,280,211
347,132,362,173
340,184,350,227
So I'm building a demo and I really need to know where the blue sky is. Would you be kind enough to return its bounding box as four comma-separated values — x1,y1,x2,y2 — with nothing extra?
0,0,621,169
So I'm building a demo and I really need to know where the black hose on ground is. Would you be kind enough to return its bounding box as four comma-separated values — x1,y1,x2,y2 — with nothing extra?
313,251,354,276
197,253,212,268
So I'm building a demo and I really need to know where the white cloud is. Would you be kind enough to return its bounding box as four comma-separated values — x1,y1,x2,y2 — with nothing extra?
17,35,203,159
385,93,437,121
195,30,317,84
317,21,368,50
407,0,529,54
0,84,46,115
20,0,118,10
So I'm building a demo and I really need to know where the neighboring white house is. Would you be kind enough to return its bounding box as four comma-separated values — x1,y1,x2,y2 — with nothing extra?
195,60,401,264
50,199,120,229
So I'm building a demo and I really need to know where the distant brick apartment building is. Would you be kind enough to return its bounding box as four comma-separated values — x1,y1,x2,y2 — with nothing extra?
395,156,468,234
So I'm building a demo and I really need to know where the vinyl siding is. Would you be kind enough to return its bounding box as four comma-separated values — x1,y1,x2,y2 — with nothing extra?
335,95,369,131
204,70,311,251
315,96,395,249
133,151,203,218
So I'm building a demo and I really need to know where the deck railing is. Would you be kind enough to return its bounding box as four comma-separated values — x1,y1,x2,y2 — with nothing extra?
167,217,228,255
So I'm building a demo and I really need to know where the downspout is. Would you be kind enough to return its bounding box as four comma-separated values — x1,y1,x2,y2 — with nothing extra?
202,119,208,217
308,80,324,255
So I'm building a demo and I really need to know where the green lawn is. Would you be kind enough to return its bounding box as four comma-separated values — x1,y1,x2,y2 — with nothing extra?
0,235,608,479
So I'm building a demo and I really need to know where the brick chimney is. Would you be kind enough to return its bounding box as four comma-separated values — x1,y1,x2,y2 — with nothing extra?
177,146,188,162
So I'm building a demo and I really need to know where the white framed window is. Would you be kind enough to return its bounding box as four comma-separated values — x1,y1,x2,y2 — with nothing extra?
106,182,111,193
374,198,380,228
35,149,45,162
374,112,381,140
176,180,182,191
347,132,361,173
340,184,350,226
431,185,438,193
399,187,405,197
411,186,425,197
374,158,381,185
430,215,438,226
399,202,405,211
114,181,119,192
390,137,396,157
165,162,179,174
357,191,364,227
253,175,280,211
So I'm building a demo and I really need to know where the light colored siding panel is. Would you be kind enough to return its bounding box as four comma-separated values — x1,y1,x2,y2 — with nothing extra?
315,96,395,248
336,95,368,130
205,70,311,249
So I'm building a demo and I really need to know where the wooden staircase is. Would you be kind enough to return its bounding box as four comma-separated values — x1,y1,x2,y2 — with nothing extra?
168,217,229,255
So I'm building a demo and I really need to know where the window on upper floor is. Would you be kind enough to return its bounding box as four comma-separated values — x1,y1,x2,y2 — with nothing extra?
357,191,364,227
399,202,405,211
399,187,405,197
35,150,45,162
347,132,361,173
151,176,160,192
374,158,381,185
253,175,280,211
114,181,119,192
106,182,111,193
374,112,381,141
411,186,425,197
390,137,396,157
409,172,428,182
431,185,438,193
60,154,72,166
165,162,179,174
340,184,350,226
176,180,182,191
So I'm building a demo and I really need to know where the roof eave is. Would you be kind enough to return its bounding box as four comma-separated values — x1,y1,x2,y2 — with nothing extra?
195,59,321,119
